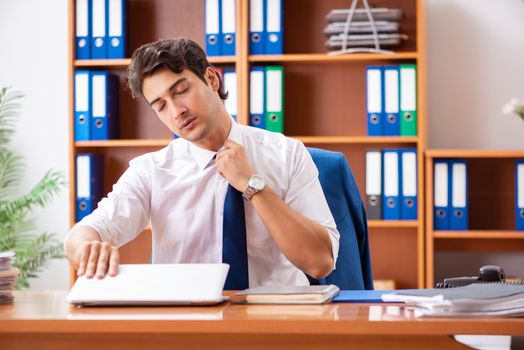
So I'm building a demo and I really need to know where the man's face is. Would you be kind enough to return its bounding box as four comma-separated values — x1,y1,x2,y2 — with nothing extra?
142,67,221,144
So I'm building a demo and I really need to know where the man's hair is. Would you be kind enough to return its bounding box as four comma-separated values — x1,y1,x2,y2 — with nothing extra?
127,37,228,100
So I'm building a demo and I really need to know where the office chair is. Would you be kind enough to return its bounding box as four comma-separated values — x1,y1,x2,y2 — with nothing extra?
307,147,374,290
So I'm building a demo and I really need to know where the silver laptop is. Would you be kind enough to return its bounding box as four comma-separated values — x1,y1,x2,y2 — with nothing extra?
67,264,229,306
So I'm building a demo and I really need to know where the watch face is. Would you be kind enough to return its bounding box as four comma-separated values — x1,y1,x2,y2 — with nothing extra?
250,175,265,190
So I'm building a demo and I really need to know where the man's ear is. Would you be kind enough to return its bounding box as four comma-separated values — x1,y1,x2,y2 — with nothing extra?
205,67,219,92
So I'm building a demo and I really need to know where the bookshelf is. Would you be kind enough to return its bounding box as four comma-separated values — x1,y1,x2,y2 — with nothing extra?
425,150,524,287
68,0,427,288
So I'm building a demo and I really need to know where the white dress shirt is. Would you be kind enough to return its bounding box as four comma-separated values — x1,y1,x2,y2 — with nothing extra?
70,122,339,287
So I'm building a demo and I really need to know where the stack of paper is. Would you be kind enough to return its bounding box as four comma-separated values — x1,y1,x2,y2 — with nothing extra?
0,252,19,304
324,8,407,51
236,284,340,304
382,284,524,318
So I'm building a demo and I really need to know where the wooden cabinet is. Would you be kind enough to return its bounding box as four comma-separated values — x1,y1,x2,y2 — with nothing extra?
425,150,524,287
68,0,428,288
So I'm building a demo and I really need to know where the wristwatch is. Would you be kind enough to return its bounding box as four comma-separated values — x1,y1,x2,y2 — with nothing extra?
242,174,265,201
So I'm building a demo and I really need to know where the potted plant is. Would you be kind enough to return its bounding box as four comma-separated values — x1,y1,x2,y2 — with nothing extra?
0,87,66,289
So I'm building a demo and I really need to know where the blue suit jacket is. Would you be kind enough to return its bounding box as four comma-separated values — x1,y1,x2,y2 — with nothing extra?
307,147,374,290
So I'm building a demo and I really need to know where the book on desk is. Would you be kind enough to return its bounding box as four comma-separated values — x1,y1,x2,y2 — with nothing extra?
236,284,340,304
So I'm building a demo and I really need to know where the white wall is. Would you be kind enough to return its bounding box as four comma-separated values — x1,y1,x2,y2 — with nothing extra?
427,0,524,282
0,0,523,289
427,0,524,149
0,0,70,290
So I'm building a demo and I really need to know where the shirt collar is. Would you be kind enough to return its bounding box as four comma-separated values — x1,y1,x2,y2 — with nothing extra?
188,120,243,171
227,119,243,145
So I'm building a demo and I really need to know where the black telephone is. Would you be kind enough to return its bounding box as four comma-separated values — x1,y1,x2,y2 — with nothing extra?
435,265,523,288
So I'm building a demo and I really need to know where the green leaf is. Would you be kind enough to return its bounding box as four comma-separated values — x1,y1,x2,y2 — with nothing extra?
0,87,24,146
0,150,24,197
0,170,66,221
13,234,65,290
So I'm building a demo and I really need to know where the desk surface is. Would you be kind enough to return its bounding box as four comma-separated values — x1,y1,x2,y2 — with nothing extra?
1,291,523,336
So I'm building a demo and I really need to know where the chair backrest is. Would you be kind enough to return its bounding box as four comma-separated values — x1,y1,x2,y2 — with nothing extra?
307,147,374,290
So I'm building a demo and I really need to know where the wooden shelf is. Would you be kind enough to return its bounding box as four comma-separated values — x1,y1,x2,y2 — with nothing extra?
75,136,419,148
74,59,131,68
249,52,419,63
368,220,419,228
75,139,171,148
434,231,524,239
426,149,524,159
296,136,418,144
74,56,236,68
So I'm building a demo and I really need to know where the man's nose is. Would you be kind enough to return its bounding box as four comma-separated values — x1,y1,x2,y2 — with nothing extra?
169,100,187,120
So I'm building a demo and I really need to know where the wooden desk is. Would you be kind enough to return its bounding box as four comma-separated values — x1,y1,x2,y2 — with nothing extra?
1,291,523,350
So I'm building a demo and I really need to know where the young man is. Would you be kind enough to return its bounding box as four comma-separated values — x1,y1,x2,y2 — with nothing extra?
65,38,339,288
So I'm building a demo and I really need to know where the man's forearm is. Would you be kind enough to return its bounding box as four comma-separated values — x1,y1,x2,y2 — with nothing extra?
249,187,334,279
65,226,102,270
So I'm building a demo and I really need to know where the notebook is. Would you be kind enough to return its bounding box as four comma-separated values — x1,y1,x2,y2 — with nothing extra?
67,264,229,306
236,284,340,304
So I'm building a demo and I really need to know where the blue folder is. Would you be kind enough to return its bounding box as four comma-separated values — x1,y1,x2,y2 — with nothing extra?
517,160,524,231
107,0,127,59
74,70,91,141
366,66,384,136
249,0,265,54
91,71,119,140
333,289,420,303
383,65,400,136
205,0,221,56
449,159,468,230
75,153,103,222
382,149,400,220
265,0,283,54
91,0,107,59
221,0,236,56
249,66,266,129
75,0,92,59
433,159,450,230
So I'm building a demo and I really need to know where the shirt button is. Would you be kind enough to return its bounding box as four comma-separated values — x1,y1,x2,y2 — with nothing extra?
219,210,224,216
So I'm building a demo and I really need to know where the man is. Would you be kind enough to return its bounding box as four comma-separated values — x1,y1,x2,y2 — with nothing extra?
65,37,339,288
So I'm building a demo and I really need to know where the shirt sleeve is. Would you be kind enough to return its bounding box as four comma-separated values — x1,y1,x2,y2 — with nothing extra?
69,157,152,247
283,141,340,269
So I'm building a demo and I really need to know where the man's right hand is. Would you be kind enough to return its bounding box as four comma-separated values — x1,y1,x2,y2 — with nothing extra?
75,241,119,279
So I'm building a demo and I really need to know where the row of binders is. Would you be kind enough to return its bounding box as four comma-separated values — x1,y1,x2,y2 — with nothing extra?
433,159,468,230
365,149,418,221
206,0,284,56
76,154,103,222
249,66,284,133
324,7,407,51
75,0,127,59
366,64,417,137
74,70,119,141
205,0,237,56
249,0,283,55
434,159,524,231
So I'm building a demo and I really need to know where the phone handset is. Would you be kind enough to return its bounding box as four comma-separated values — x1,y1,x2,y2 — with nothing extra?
435,265,506,288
